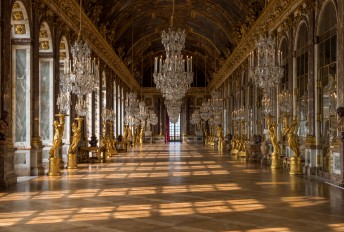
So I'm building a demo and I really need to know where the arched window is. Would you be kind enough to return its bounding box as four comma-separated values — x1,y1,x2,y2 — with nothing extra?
318,1,337,163
39,22,54,145
295,22,309,138
11,1,31,148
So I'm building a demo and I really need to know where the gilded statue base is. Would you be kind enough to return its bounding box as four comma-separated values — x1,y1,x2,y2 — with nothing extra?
289,156,302,175
270,153,282,169
67,153,77,169
237,150,246,158
230,149,238,156
48,157,61,176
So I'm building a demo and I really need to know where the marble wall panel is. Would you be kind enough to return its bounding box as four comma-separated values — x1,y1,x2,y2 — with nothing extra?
15,49,27,142
40,61,51,141
14,151,30,176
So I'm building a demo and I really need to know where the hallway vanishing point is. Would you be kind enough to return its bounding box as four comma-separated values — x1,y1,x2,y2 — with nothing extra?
0,143,344,232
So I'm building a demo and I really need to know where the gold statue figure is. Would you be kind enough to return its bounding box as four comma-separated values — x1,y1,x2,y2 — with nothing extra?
282,118,300,157
139,127,144,145
48,114,65,176
49,116,65,158
267,115,281,157
267,115,281,168
67,118,83,169
69,121,82,155
282,116,302,174
216,125,224,151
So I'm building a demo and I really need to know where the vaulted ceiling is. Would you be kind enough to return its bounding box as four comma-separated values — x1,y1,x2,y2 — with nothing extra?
81,0,264,87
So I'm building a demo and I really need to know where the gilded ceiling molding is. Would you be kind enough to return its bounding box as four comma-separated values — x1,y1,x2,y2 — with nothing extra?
41,0,140,91
209,0,305,90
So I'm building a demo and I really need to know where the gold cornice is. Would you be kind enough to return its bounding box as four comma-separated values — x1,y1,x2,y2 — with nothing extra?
41,0,140,91
208,0,304,90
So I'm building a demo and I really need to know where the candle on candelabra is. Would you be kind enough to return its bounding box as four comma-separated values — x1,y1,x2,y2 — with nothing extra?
159,56,162,72
154,57,157,73
190,56,192,72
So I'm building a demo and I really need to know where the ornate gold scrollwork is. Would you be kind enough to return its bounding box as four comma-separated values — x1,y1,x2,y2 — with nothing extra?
14,24,26,35
12,11,24,20
39,41,50,50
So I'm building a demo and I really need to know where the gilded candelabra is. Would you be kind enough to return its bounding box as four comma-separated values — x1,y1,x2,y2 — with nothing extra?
104,120,117,160
48,114,65,176
230,115,239,156
238,120,247,158
216,125,224,151
278,90,301,173
67,117,83,169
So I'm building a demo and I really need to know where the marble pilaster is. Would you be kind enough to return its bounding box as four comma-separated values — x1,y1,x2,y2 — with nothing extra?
0,140,17,188
0,1,17,188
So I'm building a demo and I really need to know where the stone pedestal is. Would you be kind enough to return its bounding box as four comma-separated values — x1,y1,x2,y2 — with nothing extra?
48,157,61,176
0,140,17,188
290,156,302,175
271,153,282,169
30,137,44,176
67,153,77,169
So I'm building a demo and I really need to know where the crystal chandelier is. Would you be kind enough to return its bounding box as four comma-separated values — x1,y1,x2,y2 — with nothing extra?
137,100,148,123
125,92,140,117
153,0,193,116
190,109,201,125
60,0,99,116
249,35,283,91
102,108,116,122
165,99,181,123
200,99,212,121
211,90,223,122
56,91,71,114
278,90,293,115
147,110,158,126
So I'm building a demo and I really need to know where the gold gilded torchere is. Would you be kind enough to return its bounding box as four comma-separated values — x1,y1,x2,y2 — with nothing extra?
267,115,281,169
216,125,224,151
283,116,302,174
238,120,247,158
139,126,145,146
230,121,239,156
48,114,65,176
67,117,83,169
